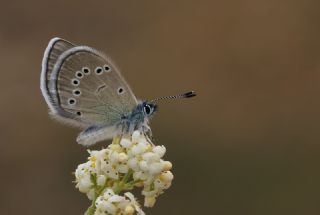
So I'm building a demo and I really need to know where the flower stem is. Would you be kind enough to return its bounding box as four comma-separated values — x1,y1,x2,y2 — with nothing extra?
85,196,97,215
114,170,133,194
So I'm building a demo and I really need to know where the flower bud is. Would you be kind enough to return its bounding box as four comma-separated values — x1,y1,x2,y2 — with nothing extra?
162,161,172,171
97,175,106,186
149,163,164,175
118,152,128,162
144,196,156,207
131,130,141,143
120,138,133,148
152,145,166,158
139,160,149,171
160,171,174,182
124,205,134,215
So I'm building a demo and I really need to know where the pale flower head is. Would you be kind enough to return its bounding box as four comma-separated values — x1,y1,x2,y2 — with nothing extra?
75,130,174,214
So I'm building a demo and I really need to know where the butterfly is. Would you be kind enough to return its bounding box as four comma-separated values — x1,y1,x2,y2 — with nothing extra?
40,37,196,146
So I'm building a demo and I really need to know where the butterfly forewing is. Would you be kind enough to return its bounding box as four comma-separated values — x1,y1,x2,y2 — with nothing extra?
49,46,138,126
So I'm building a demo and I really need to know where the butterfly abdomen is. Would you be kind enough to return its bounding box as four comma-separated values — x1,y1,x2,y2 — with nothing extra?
77,124,118,146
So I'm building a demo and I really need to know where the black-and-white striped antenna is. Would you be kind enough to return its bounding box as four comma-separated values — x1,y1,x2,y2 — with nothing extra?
150,91,196,103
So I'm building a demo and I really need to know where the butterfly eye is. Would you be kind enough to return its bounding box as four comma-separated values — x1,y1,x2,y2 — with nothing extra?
71,79,80,86
144,104,151,115
75,71,84,79
95,67,103,75
104,65,111,72
76,111,81,116
82,67,90,75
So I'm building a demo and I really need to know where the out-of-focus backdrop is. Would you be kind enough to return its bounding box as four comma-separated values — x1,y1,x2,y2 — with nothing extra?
1,0,320,214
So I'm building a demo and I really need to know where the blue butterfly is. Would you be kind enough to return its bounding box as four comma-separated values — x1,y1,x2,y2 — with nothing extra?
40,38,196,146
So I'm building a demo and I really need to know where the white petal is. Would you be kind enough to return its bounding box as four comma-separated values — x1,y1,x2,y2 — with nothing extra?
160,171,174,182
149,162,165,175
164,181,172,189
118,152,128,162
128,158,139,171
77,184,90,193
109,195,125,203
90,150,107,161
132,141,148,155
139,160,149,171
133,171,148,180
96,200,108,211
140,172,149,180
144,196,156,207
154,178,169,190
136,207,146,215
105,202,117,214
117,164,129,173
124,192,145,214
152,145,166,158
124,192,136,202
133,171,142,180
109,151,120,163
103,188,115,198
107,169,119,180
131,130,141,143
117,199,130,209
78,176,92,192
120,138,133,148
94,208,105,215
102,161,113,172
162,161,172,171
131,145,140,156
97,175,106,186
89,150,99,157
124,205,135,215
142,152,159,163
75,162,92,177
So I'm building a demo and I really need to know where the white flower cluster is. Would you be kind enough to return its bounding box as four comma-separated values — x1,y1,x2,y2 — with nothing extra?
74,131,174,214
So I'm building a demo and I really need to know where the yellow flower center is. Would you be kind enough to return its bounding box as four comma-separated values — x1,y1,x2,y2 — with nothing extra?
89,156,97,168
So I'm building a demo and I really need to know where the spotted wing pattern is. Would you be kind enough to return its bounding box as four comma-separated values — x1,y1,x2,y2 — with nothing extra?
41,38,138,129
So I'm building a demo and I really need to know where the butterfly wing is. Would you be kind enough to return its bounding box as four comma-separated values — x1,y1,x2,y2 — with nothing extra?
42,39,138,130
41,38,75,110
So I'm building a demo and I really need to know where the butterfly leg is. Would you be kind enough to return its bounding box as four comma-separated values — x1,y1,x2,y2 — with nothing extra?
119,119,131,136
141,124,153,142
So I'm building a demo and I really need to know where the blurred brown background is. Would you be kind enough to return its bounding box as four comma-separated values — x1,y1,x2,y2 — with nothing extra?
1,0,320,214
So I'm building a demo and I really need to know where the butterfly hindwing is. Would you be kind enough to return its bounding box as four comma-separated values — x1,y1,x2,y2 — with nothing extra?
41,38,75,110
47,45,138,127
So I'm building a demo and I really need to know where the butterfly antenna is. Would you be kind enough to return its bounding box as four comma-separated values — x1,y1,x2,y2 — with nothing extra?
150,91,196,103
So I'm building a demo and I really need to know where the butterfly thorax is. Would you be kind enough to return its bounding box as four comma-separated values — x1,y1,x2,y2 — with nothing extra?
119,101,157,134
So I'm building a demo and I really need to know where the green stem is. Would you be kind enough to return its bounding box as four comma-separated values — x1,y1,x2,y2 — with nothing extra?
114,170,133,194
85,196,97,215
122,170,133,184
125,180,142,188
